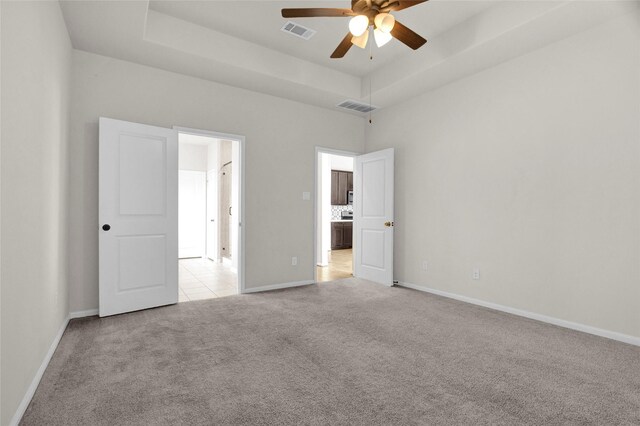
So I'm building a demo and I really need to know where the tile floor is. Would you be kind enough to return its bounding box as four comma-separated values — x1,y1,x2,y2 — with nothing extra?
179,257,238,302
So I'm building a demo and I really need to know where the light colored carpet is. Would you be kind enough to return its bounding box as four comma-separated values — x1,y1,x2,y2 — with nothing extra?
21,278,640,425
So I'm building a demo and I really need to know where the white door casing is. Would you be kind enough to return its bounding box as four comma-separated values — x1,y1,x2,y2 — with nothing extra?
353,148,394,286
99,117,178,317
178,170,206,259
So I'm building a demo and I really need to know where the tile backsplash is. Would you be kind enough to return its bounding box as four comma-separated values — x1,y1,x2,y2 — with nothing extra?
331,205,353,220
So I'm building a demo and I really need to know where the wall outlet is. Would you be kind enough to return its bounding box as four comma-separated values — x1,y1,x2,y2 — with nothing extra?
302,191,311,200
473,268,480,280
421,260,428,271
291,256,298,266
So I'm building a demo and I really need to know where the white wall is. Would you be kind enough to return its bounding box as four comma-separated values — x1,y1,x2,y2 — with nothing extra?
365,11,640,339
0,2,72,424
330,155,353,172
178,142,208,171
68,50,365,311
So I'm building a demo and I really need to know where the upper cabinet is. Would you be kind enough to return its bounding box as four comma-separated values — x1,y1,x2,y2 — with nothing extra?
331,170,353,205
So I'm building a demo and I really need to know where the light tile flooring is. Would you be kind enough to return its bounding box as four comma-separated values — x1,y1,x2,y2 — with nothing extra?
317,249,353,282
179,257,238,302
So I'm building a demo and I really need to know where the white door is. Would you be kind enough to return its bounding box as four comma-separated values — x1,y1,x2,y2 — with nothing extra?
353,148,394,286
178,170,206,258
206,169,218,261
99,117,178,317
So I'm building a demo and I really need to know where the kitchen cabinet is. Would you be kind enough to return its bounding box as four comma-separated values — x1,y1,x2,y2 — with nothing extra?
331,221,353,250
331,170,353,205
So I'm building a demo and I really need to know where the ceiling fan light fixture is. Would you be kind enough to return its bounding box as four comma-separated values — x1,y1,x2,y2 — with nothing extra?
349,15,369,37
374,28,393,47
374,13,395,33
351,29,370,49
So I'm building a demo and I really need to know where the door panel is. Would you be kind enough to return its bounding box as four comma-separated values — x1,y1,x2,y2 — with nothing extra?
99,117,178,317
353,148,394,286
338,172,349,205
331,171,339,205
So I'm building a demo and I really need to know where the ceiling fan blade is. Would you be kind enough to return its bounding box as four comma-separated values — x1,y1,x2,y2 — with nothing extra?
391,0,428,12
331,33,354,58
282,8,354,18
390,20,427,50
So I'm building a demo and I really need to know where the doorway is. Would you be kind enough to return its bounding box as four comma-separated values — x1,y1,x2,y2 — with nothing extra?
315,148,357,282
177,131,242,302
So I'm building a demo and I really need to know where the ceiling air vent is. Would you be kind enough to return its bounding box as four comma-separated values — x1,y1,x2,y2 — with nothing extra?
337,100,378,114
281,21,316,40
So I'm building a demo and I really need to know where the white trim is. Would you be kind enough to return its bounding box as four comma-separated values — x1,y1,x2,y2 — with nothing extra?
69,309,99,319
397,281,640,347
241,280,314,294
313,146,361,283
9,316,70,426
173,126,246,295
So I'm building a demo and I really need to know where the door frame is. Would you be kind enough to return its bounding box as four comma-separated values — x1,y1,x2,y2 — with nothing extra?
174,126,246,294
313,146,361,283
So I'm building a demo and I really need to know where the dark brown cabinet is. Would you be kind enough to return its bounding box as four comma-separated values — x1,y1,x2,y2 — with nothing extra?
331,221,353,250
331,170,353,205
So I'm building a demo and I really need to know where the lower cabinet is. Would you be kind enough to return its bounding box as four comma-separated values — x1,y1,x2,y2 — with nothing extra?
331,221,353,250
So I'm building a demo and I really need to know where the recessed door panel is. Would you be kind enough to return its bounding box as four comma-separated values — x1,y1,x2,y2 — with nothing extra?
118,235,166,292
361,159,386,217
361,229,385,269
119,135,166,216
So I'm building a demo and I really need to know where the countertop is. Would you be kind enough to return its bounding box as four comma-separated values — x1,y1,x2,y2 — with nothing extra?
331,219,353,223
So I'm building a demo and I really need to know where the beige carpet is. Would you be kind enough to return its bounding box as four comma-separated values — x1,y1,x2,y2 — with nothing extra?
21,279,640,425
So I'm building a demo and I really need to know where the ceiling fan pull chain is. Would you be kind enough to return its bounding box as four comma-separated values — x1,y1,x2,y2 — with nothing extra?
369,34,373,124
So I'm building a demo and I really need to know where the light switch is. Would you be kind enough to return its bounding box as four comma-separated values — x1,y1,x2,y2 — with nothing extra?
302,191,311,200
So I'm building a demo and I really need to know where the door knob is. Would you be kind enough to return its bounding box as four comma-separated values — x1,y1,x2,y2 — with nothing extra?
384,221,394,227
102,224,111,231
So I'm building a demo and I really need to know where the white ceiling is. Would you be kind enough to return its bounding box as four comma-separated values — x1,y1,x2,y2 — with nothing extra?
59,0,638,114
148,0,497,77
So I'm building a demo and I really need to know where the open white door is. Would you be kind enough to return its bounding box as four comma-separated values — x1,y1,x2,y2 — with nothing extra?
353,148,394,286
99,117,178,317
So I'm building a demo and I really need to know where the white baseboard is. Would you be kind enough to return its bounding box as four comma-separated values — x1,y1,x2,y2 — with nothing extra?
9,315,70,426
69,308,98,319
242,280,314,294
397,281,640,347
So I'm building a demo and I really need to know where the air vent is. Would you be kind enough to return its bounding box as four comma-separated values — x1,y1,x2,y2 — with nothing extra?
281,21,316,40
337,100,379,114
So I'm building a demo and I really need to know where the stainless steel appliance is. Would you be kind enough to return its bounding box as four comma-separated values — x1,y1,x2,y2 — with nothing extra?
341,210,353,220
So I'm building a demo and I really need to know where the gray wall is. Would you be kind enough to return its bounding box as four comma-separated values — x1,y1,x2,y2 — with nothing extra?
1,2,72,424
366,11,640,338
68,50,365,312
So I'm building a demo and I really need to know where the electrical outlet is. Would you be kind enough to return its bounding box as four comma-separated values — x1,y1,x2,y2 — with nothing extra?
422,260,428,271
473,268,480,280
302,192,311,200
291,256,298,266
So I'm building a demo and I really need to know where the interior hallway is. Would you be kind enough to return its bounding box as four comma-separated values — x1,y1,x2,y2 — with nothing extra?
317,249,353,282
179,258,237,301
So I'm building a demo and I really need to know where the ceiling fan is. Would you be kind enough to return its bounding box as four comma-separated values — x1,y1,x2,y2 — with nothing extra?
282,0,428,58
